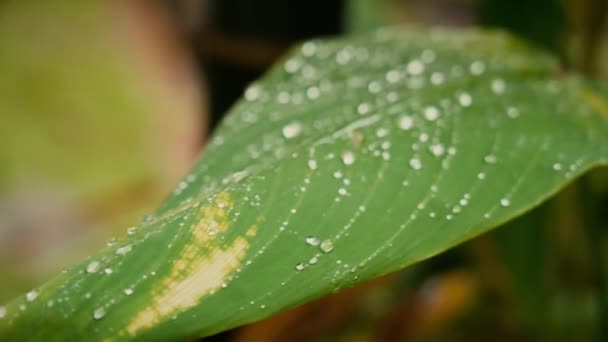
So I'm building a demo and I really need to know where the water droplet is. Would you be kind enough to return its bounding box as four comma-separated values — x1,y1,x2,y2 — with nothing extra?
368,81,381,93
126,226,137,235
341,150,355,165
309,256,319,265
407,59,425,75
386,69,401,83
86,261,100,273
470,61,485,75
376,127,389,138
419,133,429,142
0,306,6,319
320,240,334,253
491,78,506,94
507,106,520,118
484,155,497,164
409,158,422,170
423,106,440,121
244,84,261,101
26,290,38,302
500,198,511,207
306,236,320,246
552,163,562,171
398,115,414,130
282,122,302,139
116,245,132,256
306,86,320,99
307,160,317,170
301,42,317,56
284,58,301,73
357,102,371,115
338,188,347,196
295,262,306,271
93,307,106,320
124,288,134,296
430,72,445,85
458,93,472,107
429,144,445,157
104,268,113,275
477,172,486,180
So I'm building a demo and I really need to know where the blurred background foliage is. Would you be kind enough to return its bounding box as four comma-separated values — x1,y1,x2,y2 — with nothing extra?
0,0,607,341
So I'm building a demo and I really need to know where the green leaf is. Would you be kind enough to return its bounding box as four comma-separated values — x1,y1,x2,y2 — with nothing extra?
2,27,608,341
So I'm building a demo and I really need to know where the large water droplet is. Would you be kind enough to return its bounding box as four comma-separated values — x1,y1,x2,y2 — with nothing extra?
282,122,302,139
116,245,132,256
86,261,100,273
25,290,38,302
93,307,106,320
320,240,334,253
305,236,320,246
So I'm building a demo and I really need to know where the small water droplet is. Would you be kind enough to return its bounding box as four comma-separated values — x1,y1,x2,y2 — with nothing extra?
429,144,445,157
320,240,334,253
386,69,401,83
104,268,113,275
423,106,440,121
507,106,520,118
341,150,355,165
409,158,422,170
484,155,497,164
282,122,303,139
301,41,317,56
477,172,486,180
430,72,445,85
491,78,506,94
116,245,132,256
295,262,306,271
338,188,347,196
305,236,320,246
127,226,137,235
307,160,318,170
93,307,106,320
552,163,562,171
26,290,38,302
500,198,511,207
0,306,6,319
306,86,320,99
470,61,485,75
407,59,425,75
357,102,371,115
124,288,134,296
458,93,472,107
244,84,261,101
309,256,319,265
86,261,100,273
398,115,414,130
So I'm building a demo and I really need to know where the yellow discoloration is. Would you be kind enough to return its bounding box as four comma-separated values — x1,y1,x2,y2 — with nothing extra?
246,226,257,237
580,89,608,118
125,192,254,335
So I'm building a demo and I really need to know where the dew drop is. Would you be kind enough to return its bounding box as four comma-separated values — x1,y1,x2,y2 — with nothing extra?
26,290,38,302
0,306,6,319
127,226,137,235
429,144,445,157
357,102,371,115
386,69,401,83
320,240,334,253
507,106,520,118
470,61,486,75
307,159,318,170
398,115,414,130
484,155,497,164
116,245,132,256
341,150,355,166
552,163,562,171
93,307,106,320
309,256,319,265
409,158,422,170
124,288,134,296
500,198,511,207
477,172,486,180
282,122,302,139
305,236,320,246
104,268,113,275
430,72,445,85
295,262,306,271
306,86,320,99
86,261,100,273
407,59,425,75
338,188,347,196
244,85,261,101
458,93,472,107
423,106,440,121
491,78,506,94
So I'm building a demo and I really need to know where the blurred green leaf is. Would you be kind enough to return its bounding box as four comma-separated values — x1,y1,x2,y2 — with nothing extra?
1,27,608,340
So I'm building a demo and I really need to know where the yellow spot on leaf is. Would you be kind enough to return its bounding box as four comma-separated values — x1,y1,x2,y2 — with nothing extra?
125,192,255,335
